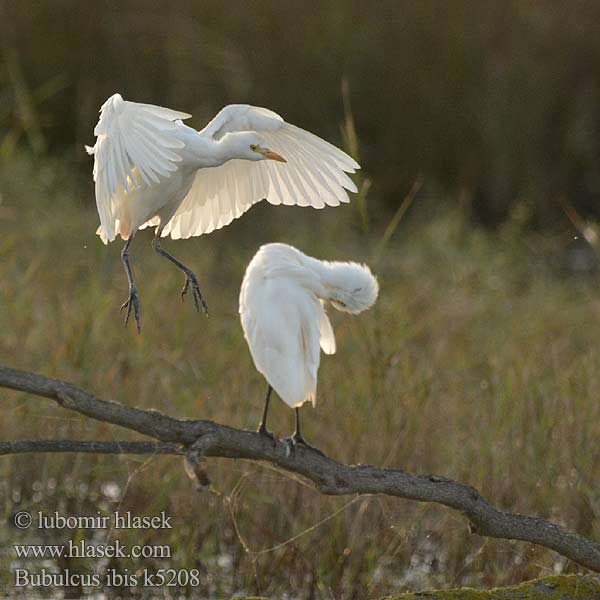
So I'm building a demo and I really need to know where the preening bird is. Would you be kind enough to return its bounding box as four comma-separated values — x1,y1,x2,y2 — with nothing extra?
239,243,378,451
86,94,360,332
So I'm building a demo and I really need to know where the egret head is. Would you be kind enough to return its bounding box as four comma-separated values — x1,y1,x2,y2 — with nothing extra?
325,262,379,314
228,132,286,163
250,142,287,163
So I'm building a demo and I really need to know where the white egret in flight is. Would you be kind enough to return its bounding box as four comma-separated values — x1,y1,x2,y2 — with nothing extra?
239,243,378,452
86,94,359,332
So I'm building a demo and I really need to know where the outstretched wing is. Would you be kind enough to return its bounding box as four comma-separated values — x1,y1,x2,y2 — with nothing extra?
88,93,191,242
200,104,285,139
161,104,360,240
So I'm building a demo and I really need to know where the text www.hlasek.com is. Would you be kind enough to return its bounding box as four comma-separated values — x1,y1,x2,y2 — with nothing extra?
14,539,171,559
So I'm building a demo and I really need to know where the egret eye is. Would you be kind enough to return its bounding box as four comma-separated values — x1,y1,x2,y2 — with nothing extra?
250,144,257,151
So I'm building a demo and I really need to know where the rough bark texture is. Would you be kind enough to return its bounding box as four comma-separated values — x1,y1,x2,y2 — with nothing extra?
1,365,599,574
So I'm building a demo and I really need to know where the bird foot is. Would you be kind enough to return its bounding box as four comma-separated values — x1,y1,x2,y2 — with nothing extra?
257,425,277,448
120,286,141,333
283,433,324,457
181,271,209,316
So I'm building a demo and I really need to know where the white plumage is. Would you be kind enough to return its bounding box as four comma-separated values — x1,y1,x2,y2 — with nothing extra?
86,94,360,332
239,243,378,449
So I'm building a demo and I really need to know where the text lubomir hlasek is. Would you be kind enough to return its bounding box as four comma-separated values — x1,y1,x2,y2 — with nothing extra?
35,511,172,530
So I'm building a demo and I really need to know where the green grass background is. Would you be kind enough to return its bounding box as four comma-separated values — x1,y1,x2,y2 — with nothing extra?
0,154,599,598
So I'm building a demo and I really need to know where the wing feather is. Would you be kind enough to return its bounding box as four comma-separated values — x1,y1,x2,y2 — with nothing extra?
282,130,357,195
200,104,284,140
278,132,341,206
265,160,285,205
88,93,190,243
162,105,360,240
318,303,336,355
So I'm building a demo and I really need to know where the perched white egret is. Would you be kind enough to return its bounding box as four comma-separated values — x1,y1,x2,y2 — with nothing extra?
239,243,378,451
86,94,359,332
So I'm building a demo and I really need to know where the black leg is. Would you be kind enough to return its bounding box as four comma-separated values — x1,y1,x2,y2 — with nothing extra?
258,386,273,432
257,385,276,446
286,407,324,455
152,234,208,315
293,408,303,441
120,236,141,333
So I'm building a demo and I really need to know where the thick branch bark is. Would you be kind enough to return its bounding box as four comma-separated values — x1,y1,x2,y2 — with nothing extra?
1,365,599,573
0,440,182,455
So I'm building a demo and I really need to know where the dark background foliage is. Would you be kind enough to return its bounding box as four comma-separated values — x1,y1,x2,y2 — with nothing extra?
1,3,600,597
3,0,600,228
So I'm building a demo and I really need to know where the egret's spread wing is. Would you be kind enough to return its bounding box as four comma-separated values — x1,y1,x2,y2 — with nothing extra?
200,104,284,140
89,93,191,242
161,104,360,239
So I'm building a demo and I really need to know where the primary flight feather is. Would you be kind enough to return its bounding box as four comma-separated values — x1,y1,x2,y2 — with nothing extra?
87,94,360,332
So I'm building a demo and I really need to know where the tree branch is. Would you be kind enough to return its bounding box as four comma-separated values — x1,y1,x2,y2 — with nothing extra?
0,440,182,455
1,364,599,572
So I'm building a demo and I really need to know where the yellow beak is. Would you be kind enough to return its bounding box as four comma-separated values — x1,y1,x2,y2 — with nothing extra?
258,147,287,163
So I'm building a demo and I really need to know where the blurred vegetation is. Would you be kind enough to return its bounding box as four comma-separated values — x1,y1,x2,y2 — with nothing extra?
1,2,600,597
383,575,600,600
2,1,600,228
0,155,599,597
